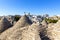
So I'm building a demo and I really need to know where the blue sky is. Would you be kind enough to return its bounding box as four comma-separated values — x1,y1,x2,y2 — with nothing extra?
0,0,60,16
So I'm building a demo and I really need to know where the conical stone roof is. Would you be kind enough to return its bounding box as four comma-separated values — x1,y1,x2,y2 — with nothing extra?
0,15,32,40
41,20,48,26
47,20,60,40
6,23,41,40
48,23,55,27
26,23,41,40
14,15,32,27
0,17,12,33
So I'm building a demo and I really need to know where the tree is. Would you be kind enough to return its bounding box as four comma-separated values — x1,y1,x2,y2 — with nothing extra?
14,15,21,21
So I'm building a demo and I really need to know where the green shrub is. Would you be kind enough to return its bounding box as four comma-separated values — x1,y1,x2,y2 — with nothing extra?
45,18,58,23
